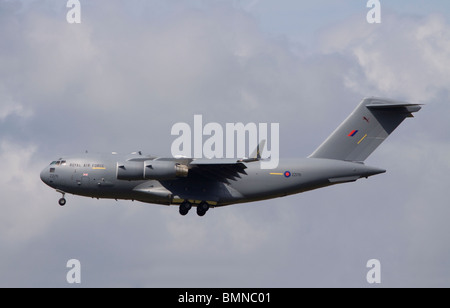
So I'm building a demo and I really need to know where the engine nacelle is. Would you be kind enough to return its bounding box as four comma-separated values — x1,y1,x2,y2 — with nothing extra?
144,160,188,180
117,160,188,181
117,161,144,180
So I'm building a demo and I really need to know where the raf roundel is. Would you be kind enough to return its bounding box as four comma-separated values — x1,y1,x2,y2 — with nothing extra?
284,171,291,178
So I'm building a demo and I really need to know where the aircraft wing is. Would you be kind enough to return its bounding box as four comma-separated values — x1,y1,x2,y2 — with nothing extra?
167,139,266,183
189,158,248,184
190,158,244,165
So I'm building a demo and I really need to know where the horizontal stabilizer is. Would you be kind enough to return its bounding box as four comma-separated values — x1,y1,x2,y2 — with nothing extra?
328,176,360,183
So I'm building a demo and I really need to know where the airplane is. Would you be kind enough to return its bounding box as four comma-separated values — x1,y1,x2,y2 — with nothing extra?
40,97,421,216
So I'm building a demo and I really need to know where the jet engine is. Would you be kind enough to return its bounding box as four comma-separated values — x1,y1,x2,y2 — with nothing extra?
117,160,188,181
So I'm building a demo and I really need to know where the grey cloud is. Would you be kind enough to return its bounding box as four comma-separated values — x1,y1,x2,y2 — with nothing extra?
0,0,449,287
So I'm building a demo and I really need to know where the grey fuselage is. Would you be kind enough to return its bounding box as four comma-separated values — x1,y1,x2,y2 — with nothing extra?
40,152,385,208
40,98,421,213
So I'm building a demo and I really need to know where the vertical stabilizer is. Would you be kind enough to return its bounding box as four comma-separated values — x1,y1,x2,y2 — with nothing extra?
309,97,421,162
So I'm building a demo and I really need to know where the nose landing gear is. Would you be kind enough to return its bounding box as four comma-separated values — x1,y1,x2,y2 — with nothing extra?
57,190,66,206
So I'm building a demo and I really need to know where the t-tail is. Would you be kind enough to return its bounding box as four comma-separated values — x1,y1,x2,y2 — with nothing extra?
309,97,422,162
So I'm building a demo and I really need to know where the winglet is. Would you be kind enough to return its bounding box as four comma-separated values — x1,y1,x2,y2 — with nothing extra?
240,139,266,163
251,139,266,159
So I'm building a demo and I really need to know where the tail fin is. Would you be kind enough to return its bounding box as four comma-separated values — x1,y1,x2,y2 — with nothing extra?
309,97,422,162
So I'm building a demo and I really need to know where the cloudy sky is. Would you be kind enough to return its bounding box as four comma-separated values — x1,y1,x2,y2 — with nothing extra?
1,0,449,287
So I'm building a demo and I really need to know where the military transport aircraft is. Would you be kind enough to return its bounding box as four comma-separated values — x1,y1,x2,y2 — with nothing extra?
40,97,421,216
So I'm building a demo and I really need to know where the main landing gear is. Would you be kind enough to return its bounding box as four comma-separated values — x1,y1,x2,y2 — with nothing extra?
179,200,192,216
196,201,210,217
179,200,210,217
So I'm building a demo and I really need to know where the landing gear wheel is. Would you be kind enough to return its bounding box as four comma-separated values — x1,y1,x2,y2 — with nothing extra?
57,190,66,206
179,200,192,216
196,201,210,217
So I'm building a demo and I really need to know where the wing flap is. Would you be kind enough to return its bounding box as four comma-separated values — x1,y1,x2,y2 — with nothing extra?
190,158,242,165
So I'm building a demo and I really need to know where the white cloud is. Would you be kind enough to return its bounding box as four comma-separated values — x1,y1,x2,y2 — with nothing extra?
320,13,450,103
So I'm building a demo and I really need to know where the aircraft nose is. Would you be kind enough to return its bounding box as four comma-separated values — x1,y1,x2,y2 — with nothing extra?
40,167,49,185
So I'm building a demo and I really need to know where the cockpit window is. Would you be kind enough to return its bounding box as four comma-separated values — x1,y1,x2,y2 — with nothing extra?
51,160,66,166
50,160,67,166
